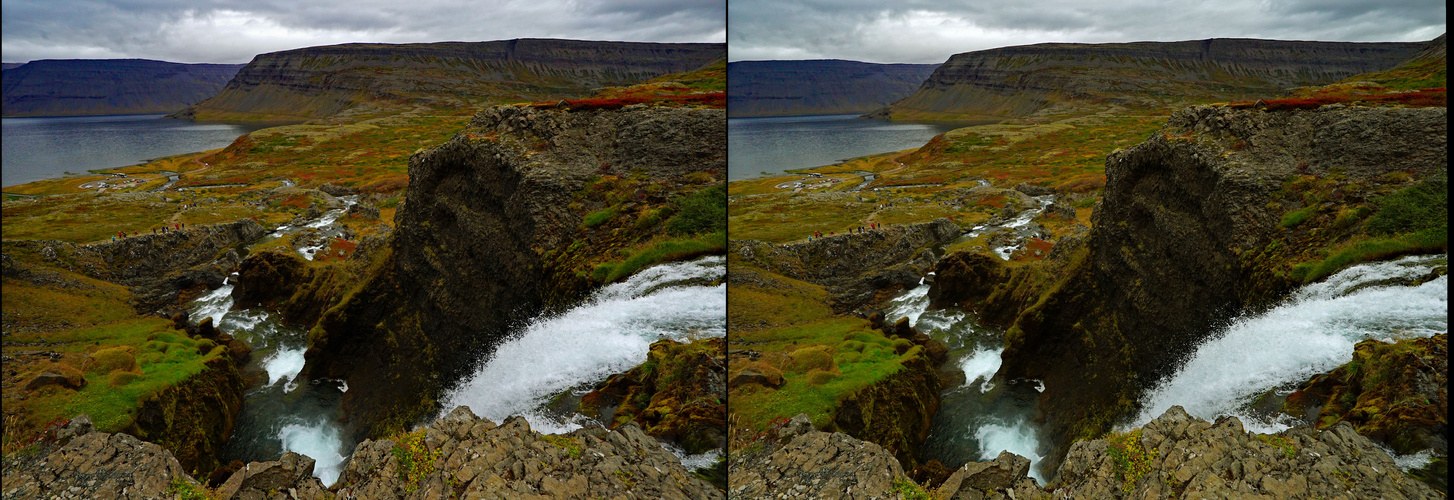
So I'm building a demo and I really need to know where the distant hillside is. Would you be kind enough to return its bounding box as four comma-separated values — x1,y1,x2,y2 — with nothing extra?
872,38,1426,120
1,59,244,117
2,63,24,71
727,60,939,117
176,39,725,121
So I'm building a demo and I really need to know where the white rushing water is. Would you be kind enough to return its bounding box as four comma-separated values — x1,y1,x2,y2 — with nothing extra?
975,417,1048,483
1131,254,1448,433
188,281,349,486
439,257,726,439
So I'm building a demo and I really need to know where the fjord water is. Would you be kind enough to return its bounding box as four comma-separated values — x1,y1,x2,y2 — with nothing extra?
727,114,974,181
1,114,274,187
888,254,1447,483
439,257,726,438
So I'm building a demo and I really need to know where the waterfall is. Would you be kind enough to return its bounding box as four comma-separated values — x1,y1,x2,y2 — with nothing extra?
438,256,726,437
1131,254,1448,434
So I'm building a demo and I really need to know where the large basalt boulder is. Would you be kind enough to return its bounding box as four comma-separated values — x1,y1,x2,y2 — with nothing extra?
0,420,209,499
579,338,727,454
729,419,907,499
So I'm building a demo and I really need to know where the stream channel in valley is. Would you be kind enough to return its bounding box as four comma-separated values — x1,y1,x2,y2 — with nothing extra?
885,212,1447,483
188,198,727,486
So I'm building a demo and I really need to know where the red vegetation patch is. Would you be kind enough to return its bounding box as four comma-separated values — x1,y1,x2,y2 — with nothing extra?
313,238,358,262
529,92,725,112
1229,88,1446,111
977,194,1008,209
277,194,310,209
360,175,408,193
1055,175,1105,193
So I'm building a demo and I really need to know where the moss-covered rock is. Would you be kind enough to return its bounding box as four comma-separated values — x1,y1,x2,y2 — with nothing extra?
580,338,726,454
1284,333,1448,456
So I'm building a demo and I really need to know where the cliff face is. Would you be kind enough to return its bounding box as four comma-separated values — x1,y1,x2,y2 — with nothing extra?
877,38,1425,120
929,104,1446,464
230,104,726,439
178,39,724,120
1,59,243,117
726,59,939,117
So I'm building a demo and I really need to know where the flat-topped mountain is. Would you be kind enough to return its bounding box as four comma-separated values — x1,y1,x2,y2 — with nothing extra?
873,38,1427,120
727,59,938,117
176,39,725,121
1,59,244,117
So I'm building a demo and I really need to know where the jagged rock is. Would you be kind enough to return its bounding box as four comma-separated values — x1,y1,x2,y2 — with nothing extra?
579,338,727,454
729,422,907,499
334,407,722,499
729,365,784,389
343,202,380,220
194,317,219,340
935,451,1039,500
1,425,207,499
1014,182,1051,196
216,452,328,500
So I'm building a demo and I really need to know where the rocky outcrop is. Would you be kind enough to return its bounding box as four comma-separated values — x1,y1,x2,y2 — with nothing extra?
1284,334,1448,457
124,356,246,476
3,407,722,499
177,39,724,120
875,38,1425,120
1,59,243,117
334,407,722,499
580,338,727,454
728,408,1441,499
229,104,725,440
732,219,960,312
1046,406,1441,499
727,59,939,117
729,415,908,499
926,104,1447,464
0,416,211,499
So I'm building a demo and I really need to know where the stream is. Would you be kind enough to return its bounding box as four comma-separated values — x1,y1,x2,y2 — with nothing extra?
891,253,1447,484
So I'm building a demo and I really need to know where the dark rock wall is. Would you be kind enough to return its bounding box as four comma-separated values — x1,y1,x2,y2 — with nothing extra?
1,59,243,117
880,38,1425,119
727,59,939,117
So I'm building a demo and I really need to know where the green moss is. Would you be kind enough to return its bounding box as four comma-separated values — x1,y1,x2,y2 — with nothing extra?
1281,205,1319,228
390,429,440,494
1290,226,1447,282
1366,177,1446,236
1105,429,1157,492
582,205,621,228
592,231,725,283
541,434,582,458
892,477,933,499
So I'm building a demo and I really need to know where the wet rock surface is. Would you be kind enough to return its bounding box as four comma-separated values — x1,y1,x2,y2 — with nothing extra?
580,338,727,455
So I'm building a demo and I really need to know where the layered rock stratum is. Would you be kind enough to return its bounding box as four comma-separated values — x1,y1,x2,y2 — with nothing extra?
727,408,1441,499
1,59,243,117
2,407,723,499
727,60,939,117
176,39,724,120
873,38,1427,120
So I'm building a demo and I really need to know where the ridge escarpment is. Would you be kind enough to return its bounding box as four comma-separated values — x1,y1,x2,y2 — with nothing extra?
727,60,939,117
232,103,726,440
877,38,1426,120
178,39,724,120
930,103,1446,470
1,59,243,117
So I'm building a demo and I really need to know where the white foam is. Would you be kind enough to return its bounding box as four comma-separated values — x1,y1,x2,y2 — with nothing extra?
191,284,235,326
264,347,307,392
660,441,723,471
975,417,1046,484
1132,257,1447,428
279,421,346,487
885,283,930,327
439,258,725,426
960,347,1004,392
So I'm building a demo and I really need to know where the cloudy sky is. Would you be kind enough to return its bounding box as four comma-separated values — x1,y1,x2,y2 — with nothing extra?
2,0,726,64
730,0,1447,63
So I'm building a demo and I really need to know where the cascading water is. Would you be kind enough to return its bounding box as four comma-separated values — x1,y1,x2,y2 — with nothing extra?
187,280,351,486
1130,254,1447,444
885,280,1050,483
436,256,726,466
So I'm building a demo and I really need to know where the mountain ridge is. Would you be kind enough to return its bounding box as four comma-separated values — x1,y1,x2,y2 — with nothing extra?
1,59,244,117
728,59,939,117
176,39,725,121
873,37,1428,120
